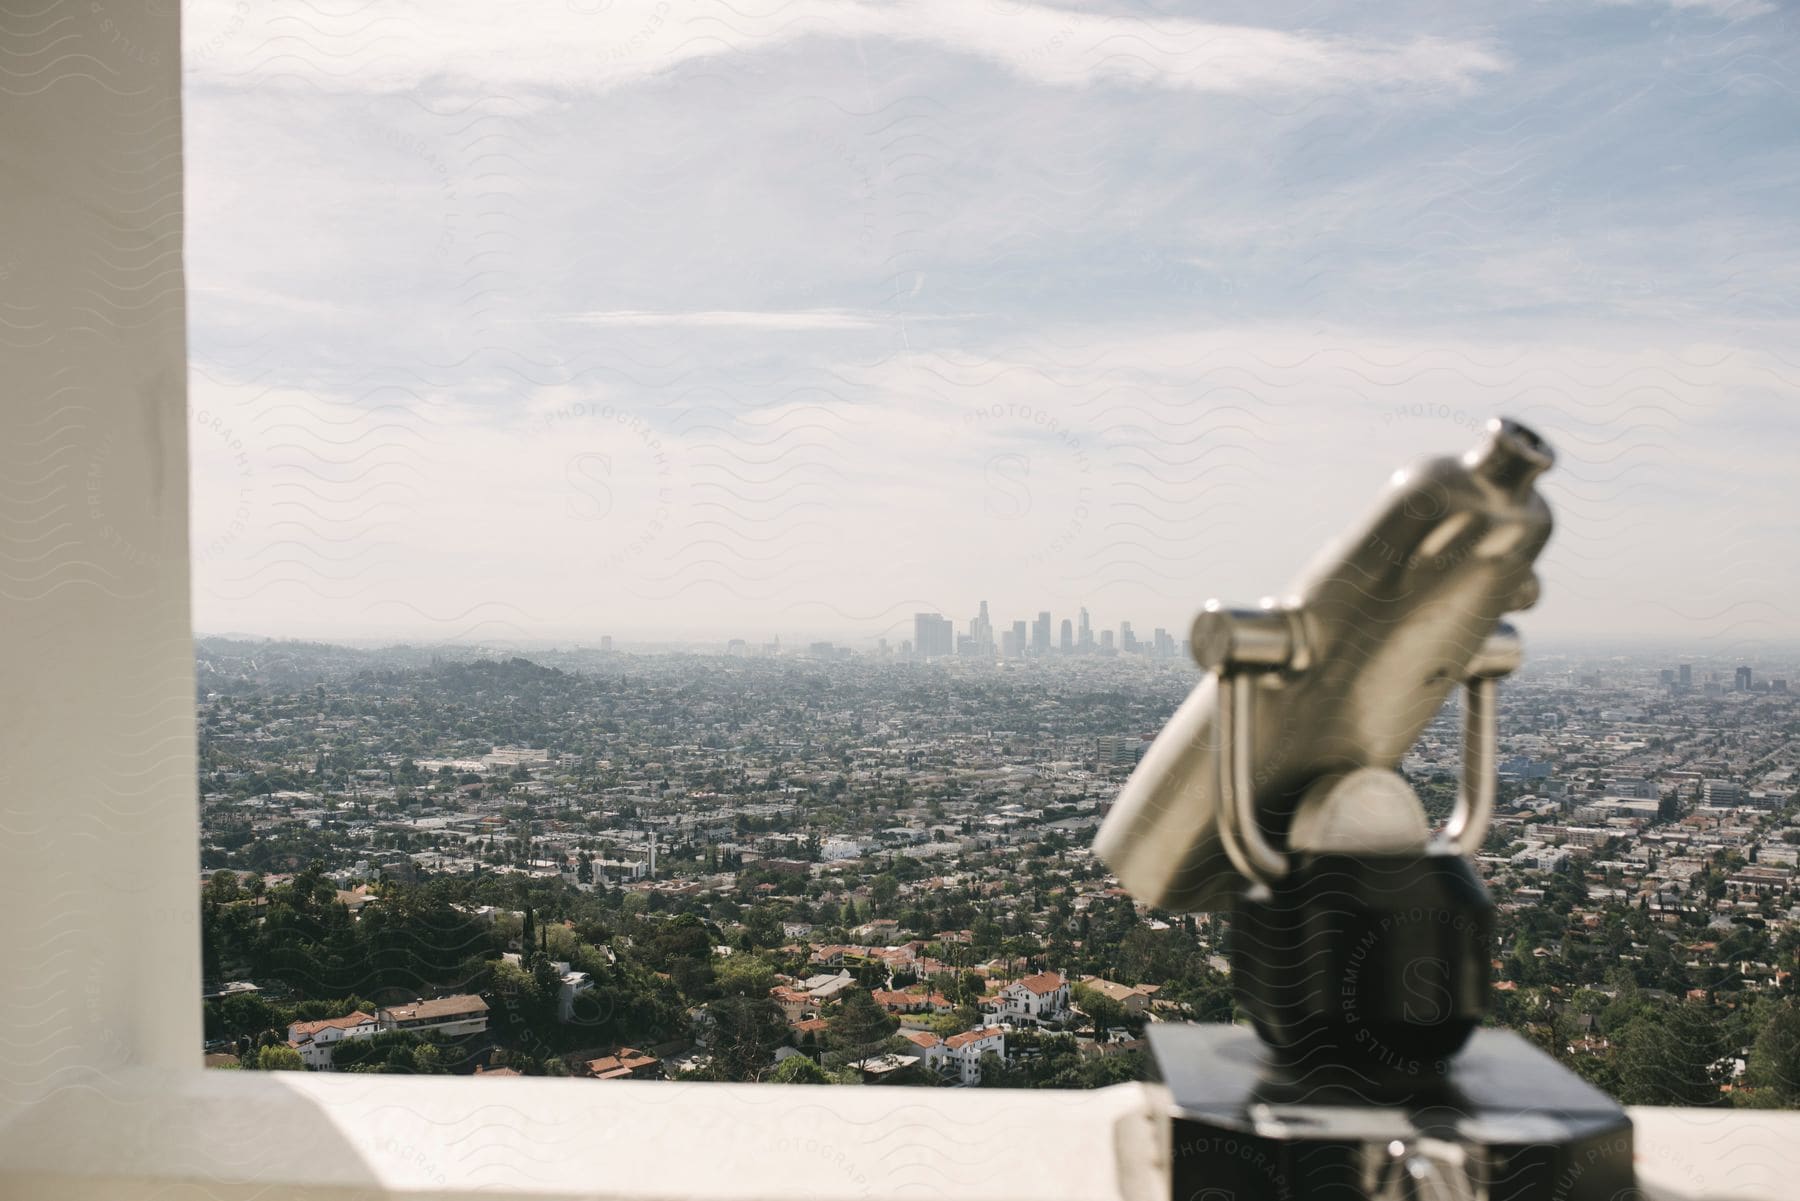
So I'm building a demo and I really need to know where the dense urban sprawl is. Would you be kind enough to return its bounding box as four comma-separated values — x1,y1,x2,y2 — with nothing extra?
196,634,1800,1105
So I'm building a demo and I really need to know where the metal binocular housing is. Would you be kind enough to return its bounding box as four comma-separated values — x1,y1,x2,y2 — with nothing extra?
1092,419,1636,1201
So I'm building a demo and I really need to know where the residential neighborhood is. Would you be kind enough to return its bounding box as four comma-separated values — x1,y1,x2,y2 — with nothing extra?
194,636,1800,1104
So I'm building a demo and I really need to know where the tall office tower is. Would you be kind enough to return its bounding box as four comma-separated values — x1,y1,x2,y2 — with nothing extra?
1678,663,1692,687
1095,735,1148,768
971,600,993,651
1100,629,1115,653
1033,611,1052,655
1736,665,1753,692
1059,619,1073,652
1078,606,1092,650
1000,629,1020,658
1153,627,1175,658
913,612,954,658
600,635,614,652
962,601,984,657
1120,621,1137,653
1011,620,1028,658
1660,669,1676,687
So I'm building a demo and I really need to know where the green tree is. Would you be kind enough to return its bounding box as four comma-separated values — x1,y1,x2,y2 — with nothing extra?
1080,1050,1148,1088
704,996,789,1082
1614,1005,1724,1106
770,1054,830,1085
827,988,898,1071
257,1044,305,1071
1744,1002,1800,1106
743,904,784,949
1072,983,1126,1035
210,991,280,1040
714,954,777,999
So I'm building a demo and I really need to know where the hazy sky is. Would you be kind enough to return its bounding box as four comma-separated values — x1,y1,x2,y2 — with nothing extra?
183,0,1800,651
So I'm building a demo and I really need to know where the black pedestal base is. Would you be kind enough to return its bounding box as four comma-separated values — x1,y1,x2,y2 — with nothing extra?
1151,1025,1635,1201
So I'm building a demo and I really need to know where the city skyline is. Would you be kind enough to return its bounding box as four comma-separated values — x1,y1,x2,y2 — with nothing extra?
910,600,1181,661
189,621,1800,686
194,594,1800,660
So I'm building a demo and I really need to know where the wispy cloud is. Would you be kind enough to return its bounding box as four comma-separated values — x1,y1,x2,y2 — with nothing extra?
885,5,1504,95
184,0,1505,98
1596,0,1775,17
558,309,891,331
181,0,1800,643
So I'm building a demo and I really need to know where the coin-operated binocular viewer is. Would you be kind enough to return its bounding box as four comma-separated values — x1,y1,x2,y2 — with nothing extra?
1094,419,1634,1201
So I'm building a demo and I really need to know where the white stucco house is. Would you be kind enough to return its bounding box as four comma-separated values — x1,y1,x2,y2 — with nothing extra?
286,1012,381,1070
996,972,1071,1026
942,1027,1006,1085
554,962,595,1022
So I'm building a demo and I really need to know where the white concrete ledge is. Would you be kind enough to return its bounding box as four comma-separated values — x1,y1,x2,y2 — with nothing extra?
1628,1107,1800,1201
3,1069,1797,1201
0,1069,1168,1201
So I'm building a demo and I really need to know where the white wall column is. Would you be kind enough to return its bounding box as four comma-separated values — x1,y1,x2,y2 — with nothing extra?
0,0,195,1121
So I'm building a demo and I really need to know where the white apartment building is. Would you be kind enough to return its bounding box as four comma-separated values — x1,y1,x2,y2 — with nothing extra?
286,1012,381,1070
943,1028,1006,1085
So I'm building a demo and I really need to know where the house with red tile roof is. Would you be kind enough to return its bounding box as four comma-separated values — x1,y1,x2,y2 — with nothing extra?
942,1026,1006,1085
897,1028,944,1069
1076,976,1153,1018
583,1047,660,1080
870,988,951,1015
996,971,1070,1026
769,985,815,1024
285,1011,380,1070
870,989,913,1013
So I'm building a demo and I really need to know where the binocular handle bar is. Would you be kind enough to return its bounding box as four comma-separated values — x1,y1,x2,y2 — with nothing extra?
1201,606,1520,887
